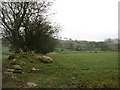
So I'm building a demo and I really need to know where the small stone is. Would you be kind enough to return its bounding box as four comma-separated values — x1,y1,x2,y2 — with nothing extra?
39,78,42,80
13,65,22,70
79,84,84,88
53,77,56,80
13,59,16,61
19,62,26,65
26,82,37,88
7,69,14,72
31,68,37,71
11,76,17,79
16,55,20,58
4,71,12,74
37,69,40,71
72,77,76,80
22,62,26,65
31,51,35,56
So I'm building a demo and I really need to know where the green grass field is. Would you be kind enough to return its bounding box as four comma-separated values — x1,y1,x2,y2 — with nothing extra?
2,51,118,88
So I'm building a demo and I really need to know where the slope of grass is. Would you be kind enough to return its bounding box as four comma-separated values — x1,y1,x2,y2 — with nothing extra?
2,52,118,88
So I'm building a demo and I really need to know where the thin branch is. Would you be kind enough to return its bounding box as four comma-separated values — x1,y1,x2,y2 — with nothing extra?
1,10,12,32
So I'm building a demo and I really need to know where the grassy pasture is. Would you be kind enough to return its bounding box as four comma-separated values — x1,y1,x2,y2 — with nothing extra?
2,51,118,88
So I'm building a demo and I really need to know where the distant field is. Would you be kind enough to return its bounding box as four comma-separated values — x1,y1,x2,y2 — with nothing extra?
2,51,118,88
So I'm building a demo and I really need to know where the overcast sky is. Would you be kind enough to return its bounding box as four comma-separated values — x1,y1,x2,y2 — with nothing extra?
0,0,118,41
50,0,118,41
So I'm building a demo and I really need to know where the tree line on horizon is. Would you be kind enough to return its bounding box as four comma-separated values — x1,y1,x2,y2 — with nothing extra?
55,38,118,52
1,34,119,53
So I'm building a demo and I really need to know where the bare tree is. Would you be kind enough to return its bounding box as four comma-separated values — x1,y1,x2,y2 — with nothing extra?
0,1,59,53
